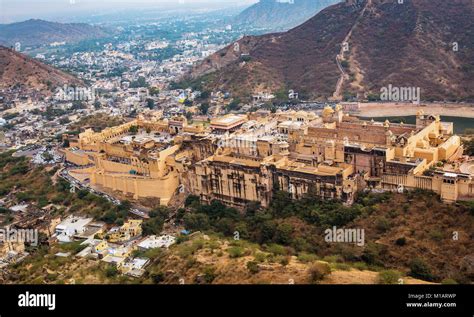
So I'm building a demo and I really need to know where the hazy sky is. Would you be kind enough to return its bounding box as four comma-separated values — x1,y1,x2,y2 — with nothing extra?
0,0,258,23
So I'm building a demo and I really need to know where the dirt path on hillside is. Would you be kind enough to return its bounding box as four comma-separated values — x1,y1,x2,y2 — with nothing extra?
332,0,372,100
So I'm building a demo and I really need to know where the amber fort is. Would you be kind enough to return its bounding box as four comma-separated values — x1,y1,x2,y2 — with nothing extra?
64,106,474,207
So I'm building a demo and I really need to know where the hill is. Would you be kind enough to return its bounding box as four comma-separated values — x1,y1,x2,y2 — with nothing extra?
189,0,474,102
0,19,108,47
234,0,340,31
0,46,83,97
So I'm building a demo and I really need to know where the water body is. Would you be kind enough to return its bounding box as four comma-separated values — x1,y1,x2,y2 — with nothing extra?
359,116,474,134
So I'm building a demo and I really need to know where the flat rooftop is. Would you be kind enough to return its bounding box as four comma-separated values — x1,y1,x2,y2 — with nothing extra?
210,115,247,129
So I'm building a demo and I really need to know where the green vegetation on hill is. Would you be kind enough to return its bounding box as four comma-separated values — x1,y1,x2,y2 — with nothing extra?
178,189,473,283
181,190,363,252
0,151,132,226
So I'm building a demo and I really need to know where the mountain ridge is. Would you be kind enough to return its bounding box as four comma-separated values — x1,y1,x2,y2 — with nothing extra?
0,45,84,97
234,0,340,31
189,0,474,102
0,19,109,47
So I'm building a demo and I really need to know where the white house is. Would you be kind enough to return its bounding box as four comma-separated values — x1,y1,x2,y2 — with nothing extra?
138,235,176,250
54,216,93,243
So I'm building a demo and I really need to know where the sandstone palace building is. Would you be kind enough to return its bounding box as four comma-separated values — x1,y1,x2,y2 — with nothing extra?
64,106,474,207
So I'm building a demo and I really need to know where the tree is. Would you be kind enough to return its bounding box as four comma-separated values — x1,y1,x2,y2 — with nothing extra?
260,220,277,243
149,206,169,220
185,111,193,121
118,200,132,212
226,98,241,112
146,98,155,109
129,125,139,134
76,189,89,199
183,213,210,231
274,223,294,245
199,91,210,99
185,195,200,208
215,218,235,236
101,210,118,224
234,222,249,240
142,217,164,235
409,258,434,281
199,103,209,115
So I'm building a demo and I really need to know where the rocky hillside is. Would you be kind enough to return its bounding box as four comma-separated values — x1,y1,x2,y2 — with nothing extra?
0,19,109,47
1,232,433,285
189,0,474,102
0,46,83,97
234,0,340,31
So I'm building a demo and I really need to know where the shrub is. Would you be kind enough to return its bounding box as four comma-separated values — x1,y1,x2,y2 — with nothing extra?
202,266,217,283
247,261,259,274
441,278,457,285
395,237,406,246
429,230,444,241
279,256,290,266
178,244,199,258
409,258,434,281
227,246,245,258
308,262,331,283
332,263,351,271
151,272,165,284
375,217,391,233
105,265,118,278
266,244,287,256
353,262,368,271
254,252,266,263
322,255,343,263
297,253,318,263
378,270,402,284
361,242,386,266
